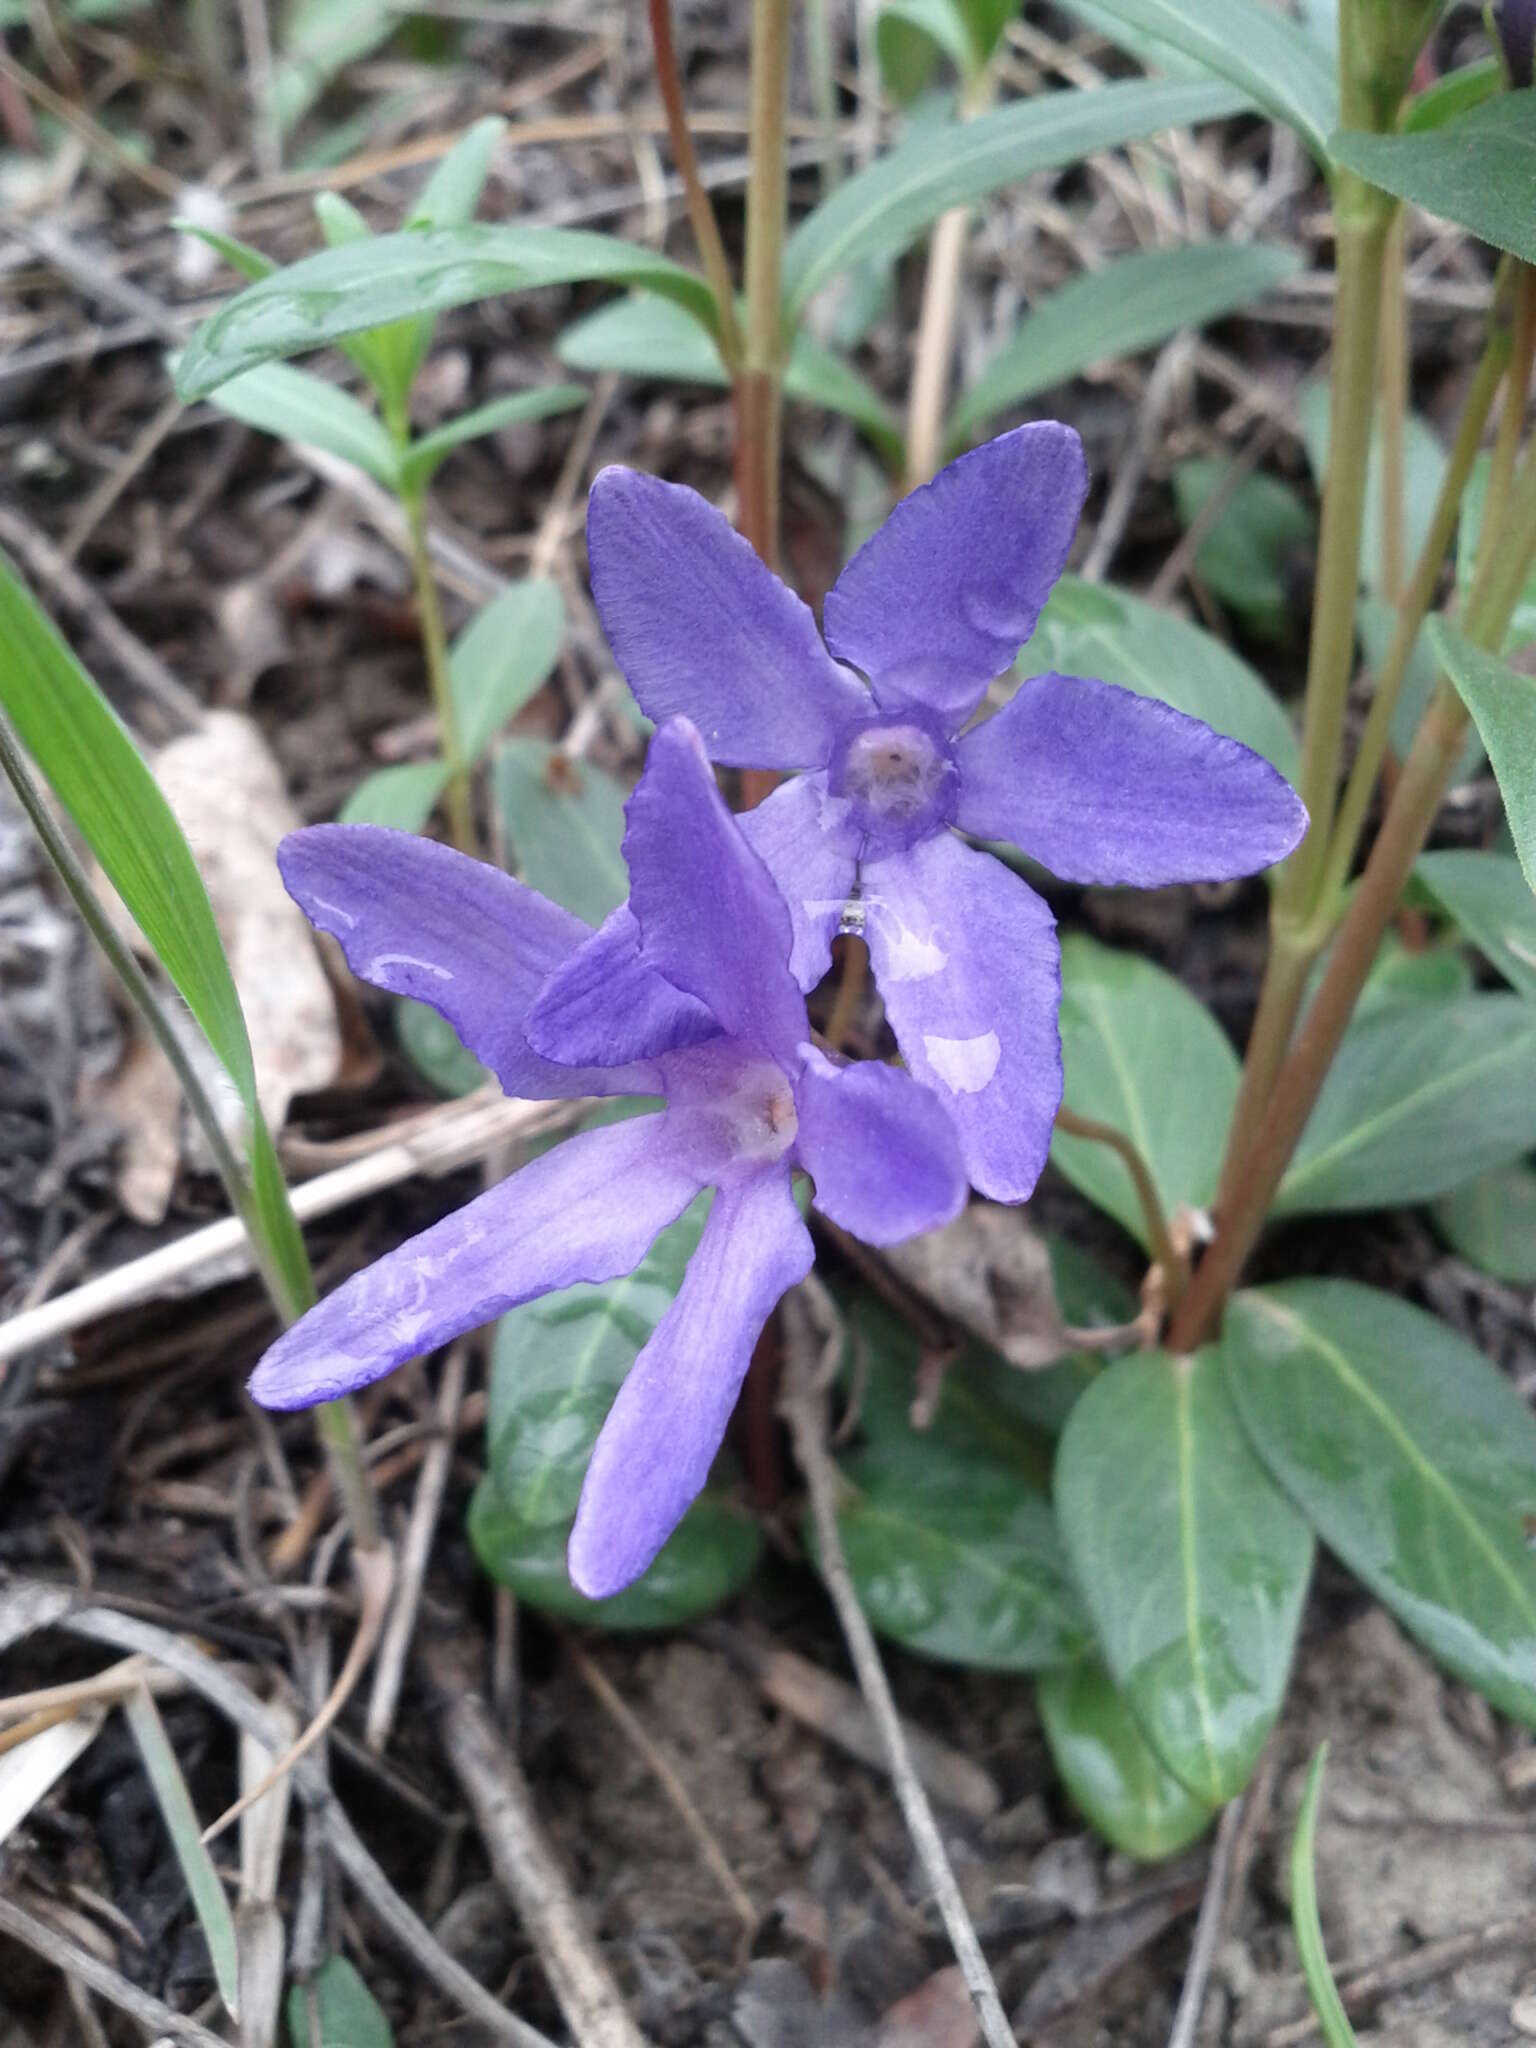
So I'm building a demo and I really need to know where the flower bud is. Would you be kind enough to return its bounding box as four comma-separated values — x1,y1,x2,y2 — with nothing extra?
1494,0,1536,86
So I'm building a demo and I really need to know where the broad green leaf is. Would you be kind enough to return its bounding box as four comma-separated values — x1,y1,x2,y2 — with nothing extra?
287,1956,393,2048
1017,575,1299,776
123,1689,240,2022
306,194,406,404
949,241,1299,444
1429,617,1536,893
556,295,904,462
469,1481,762,1628
1350,932,1471,1016
1052,0,1211,74
338,761,449,834
395,995,490,1098
1277,994,1536,1213
1224,1279,1536,1728
824,1294,1093,1670
1058,0,1339,161
1297,381,1447,603
493,739,627,928
1329,93,1536,266
1172,457,1315,638
781,77,1247,318
1417,849,1536,996
452,579,565,762
1456,455,1536,652
1052,936,1241,1247
875,0,977,98
175,227,720,400
1037,1660,1217,1860
1055,1348,1312,1802
1289,1746,1360,2048
1433,1162,1536,1285
189,359,399,486
0,562,311,1305
398,385,588,494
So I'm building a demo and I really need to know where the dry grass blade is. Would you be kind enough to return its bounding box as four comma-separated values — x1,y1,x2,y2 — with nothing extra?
123,1683,243,2022
0,1704,106,1847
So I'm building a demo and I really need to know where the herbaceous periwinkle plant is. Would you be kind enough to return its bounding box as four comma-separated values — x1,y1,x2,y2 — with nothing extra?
20,0,1530,1890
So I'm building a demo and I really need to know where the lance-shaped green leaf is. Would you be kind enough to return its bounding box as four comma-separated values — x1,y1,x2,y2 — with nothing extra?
949,241,1299,445
1433,1163,1536,1286
876,0,978,99
1017,575,1299,776
1289,1746,1360,2048
1329,93,1536,267
1417,849,1536,997
1276,993,1536,1214
1297,381,1448,605
1432,616,1536,892
1224,1280,1536,1729
1037,1660,1217,1860
399,385,587,494
287,1956,393,2048
186,358,400,485
556,294,903,462
781,76,1247,318
822,1294,1093,1671
1059,0,1339,161
493,738,627,928
1055,1347,1312,1802
271,0,401,134
1456,455,1536,653
340,761,450,834
0,558,309,1301
1172,457,1315,639
1052,937,1240,1247
175,226,721,399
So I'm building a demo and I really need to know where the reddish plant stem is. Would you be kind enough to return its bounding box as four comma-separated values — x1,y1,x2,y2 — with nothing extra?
645,0,742,368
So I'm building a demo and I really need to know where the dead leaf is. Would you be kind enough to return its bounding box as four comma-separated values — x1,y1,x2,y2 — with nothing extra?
872,1969,980,2048
881,1203,1066,1370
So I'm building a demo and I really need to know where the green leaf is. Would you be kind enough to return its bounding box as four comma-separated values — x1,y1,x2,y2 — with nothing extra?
1172,456,1315,638
1052,936,1240,1247
1289,1746,1360,2048
1431,618,1536,890
1224,1279,1536,1729
1358,598,1483,787
271,0,401,134
188,358,400,485
123,1689,241,2022
949,241,1300,444
492,739,627,928
395,995,490,1098
408,116,506,230
1054,1347,1313,1802
1433,1162,1536,1286
1276,994,1536,1213
398,385,588,494
1329,93,1536,266
286,1956,393,2048
1056,0,1339,161
1401,56,1503,135
338,761,450,834
1456,454,1536,652
1349,931,1471,1016
452,579,565,763
1297,381,1447,603
471,1190,761,1627
308,194,410,406
825,1294,1092,1670
174,222,276,284
781,76,1247,318
1417,849,1536,996
1037,1660,1217,1860
556,295,904,462
175,226,720,400
1017,575,1299,777
876,0,975,98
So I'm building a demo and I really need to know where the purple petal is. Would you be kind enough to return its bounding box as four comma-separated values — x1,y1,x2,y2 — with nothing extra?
525,904,719,1067
568,1165,812,1597
249,1114,704,1410
737,772,860,991
625,721,806,1064
793,1048,967,1245
823,424,1087,726
279,825,653,1099
587,467,868,769
863,835,1062,1203
955,672,1309,885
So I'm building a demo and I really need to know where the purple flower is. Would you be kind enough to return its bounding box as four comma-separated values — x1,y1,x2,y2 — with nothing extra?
587,424,1308,1202
249,719,965,1597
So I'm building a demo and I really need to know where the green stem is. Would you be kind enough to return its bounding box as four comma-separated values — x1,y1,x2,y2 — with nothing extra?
735,0,792,567
1377,209,1407,604
1055,1105,1186,1309
0,708,382,1553
1479,262,1536,554
402,492,474,855
804,0,839,199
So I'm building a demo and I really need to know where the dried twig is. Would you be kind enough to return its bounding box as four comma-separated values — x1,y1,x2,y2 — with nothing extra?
0,1889,229,2048
779,1286,1016,2048
426,1640,654,2048
1166,1785,1248,2048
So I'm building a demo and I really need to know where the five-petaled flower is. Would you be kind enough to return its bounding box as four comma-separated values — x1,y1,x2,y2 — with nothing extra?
250,719,966,1597
587,424,1308,1202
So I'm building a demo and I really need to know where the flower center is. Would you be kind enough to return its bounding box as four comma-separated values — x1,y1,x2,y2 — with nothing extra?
830,714,958,854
